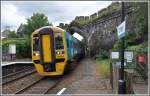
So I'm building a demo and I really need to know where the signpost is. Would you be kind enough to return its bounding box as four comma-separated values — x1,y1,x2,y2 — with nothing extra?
118,2,126,94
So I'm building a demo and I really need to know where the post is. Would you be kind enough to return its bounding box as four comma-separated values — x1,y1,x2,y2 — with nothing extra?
118,2,126,94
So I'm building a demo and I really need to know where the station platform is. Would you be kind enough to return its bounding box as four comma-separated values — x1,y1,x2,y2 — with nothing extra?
1,61,33,67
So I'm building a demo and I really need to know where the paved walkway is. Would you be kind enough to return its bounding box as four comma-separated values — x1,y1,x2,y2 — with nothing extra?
48,58,112,94
64,58,111,94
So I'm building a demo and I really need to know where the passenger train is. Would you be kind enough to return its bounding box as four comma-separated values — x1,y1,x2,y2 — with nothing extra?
31,26,85,76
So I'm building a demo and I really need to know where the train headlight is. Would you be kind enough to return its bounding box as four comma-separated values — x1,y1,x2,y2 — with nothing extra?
34,52,40,56
57,51,60,55
56,51,64,55
35,53,40,56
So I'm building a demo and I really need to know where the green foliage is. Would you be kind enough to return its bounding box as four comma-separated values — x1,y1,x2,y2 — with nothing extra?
113,2,148,52
100,49,109,59
17,37,32,58
132,2,148,40
71,2,120,26
59,23,64,28
58,23,69,29
126,41,148,55
96,59,110,78
98,8,108,18
22,12,52,37
2,38,29,58
14,12,53,58
69,21,83,28
113,40,122,50
107,2,119,13
2,38,32,58
7,31,18,38
2,38,24,46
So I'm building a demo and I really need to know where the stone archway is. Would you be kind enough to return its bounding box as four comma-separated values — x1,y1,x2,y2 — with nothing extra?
67,26,89,56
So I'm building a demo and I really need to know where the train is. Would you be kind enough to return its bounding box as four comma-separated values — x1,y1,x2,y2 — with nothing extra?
31,26,85,76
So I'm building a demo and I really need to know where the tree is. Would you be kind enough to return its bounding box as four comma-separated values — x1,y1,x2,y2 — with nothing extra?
64,23,69,29
59,23,69,29
22,12,52,36
132,2,148,40
59,23,65,28
20,13,52,58
7,31,18,38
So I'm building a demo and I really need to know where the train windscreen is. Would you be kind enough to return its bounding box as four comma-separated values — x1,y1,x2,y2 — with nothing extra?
33,37,39,51
55,32,64,50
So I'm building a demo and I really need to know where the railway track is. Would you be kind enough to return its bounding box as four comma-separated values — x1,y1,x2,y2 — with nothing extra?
2,64,34,76
2,70,62,94
2,68,36,85
2,72,43,94
16,77,61,94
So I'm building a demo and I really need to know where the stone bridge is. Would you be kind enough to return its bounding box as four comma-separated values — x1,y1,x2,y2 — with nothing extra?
67,4,134,57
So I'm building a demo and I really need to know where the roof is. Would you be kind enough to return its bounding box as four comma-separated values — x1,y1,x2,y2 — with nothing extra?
1,31,10,38
32,26,65,36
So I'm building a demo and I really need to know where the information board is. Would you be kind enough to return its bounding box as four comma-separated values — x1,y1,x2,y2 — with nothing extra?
111,52,119,59
124,51,133,63
9,44,16,54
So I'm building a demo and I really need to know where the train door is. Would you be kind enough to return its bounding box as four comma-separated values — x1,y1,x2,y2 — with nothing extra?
39,28,56,72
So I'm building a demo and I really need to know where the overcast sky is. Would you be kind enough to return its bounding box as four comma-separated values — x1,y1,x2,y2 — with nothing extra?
1,1,112,31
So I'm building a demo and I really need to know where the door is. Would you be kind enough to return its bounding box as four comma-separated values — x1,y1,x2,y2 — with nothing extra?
42,35,52,62
39,28,56,72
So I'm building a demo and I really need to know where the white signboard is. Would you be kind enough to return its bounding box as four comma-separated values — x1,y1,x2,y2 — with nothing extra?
111,52,119,59
117,21,126,39
125,51,133,62
9,44,16,54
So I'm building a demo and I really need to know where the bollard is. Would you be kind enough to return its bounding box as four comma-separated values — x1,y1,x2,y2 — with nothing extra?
118,80,126,94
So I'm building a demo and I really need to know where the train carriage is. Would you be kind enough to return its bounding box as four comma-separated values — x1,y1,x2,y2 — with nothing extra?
31,26,84,76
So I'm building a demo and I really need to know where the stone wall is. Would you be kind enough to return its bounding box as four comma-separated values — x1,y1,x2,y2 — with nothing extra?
73,2,121,23
88,8,132,57
68,3,133,57
90,13,98,20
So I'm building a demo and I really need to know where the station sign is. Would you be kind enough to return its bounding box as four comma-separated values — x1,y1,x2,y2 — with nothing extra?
9,44,16,54
111,50,135,68
117,21,126,39
111,52,119,59
124,51,133,63
138,55,145,63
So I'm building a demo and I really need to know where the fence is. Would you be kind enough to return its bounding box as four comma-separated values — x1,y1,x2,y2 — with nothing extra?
2,54,16,61
110,62,134,94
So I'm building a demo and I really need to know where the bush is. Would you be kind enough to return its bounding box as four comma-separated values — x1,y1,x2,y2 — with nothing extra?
126,41,148,55
2,38,31,58
112,40,122,50
96,59,110,78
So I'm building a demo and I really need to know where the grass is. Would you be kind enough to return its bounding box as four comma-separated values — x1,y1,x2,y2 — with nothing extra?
96,59,110,78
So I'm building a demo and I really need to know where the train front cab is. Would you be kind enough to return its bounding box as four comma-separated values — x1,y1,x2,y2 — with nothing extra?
32,27,68,76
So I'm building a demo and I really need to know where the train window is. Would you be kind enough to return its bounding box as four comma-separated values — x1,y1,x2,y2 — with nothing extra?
33,37,39,51
55,32,64,50
66,38,70,48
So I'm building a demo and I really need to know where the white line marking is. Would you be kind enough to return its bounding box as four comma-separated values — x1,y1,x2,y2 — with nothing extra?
57,88,66,95
1,61,33,66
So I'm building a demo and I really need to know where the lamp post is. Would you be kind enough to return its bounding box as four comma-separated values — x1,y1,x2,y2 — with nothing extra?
118,2,126,94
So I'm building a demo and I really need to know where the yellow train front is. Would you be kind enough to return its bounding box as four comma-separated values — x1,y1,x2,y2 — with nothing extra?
31,26,85,76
